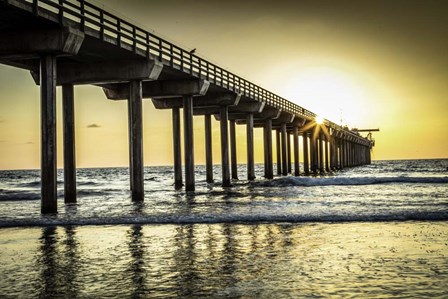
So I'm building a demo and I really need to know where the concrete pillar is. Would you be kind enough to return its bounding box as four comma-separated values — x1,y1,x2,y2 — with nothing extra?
303,132,310,175
172,107,182,189
310,133,318,174
62,84,76,203
129,80,144,201
204,114,213,183
229,120,238,180
276,130,281,175
324,136,330,172
330,137,337,171
318,134,324,173
339,139,344,169
264,119,273,179
293,126,300,176
183,95,195,191
246,113,255,180
220,106,231,187
281,123,288,176
127,98,133,191
41,55,57,214
287,132,292,174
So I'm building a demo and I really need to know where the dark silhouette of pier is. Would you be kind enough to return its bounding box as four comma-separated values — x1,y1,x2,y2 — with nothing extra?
0,0,374,213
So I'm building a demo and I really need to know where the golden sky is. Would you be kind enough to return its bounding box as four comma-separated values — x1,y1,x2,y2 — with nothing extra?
0,0,447,169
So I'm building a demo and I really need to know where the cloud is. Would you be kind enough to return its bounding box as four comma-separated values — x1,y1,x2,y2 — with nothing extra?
87,124,101,128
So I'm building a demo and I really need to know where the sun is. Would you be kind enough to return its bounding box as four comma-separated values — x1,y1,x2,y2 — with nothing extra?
281,67,367,127
315,115,324,124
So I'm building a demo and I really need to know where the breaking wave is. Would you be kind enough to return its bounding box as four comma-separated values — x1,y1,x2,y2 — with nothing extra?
1,211,447,227
254,176,448,187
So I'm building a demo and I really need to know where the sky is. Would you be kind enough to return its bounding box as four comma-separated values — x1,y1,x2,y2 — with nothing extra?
0,0,447,169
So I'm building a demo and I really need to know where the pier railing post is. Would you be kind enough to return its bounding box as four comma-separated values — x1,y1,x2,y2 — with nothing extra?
129,80,144,201
204,113,213,183
183,95,195,191
172,107,182,189
41,55,58,214
62,84,76,203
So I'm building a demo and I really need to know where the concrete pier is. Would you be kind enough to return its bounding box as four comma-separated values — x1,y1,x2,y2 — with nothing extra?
204,114,214,183
287,132,292,174
293,126,300,176
303,132,310,175
220,106,231,187
276,130,282,175
324,136,330,172
183,95,195,191
129,80,144,201
40,55,58,214
246,113,255,180
281,123,288,176
0,0,376,214
172,107,183,189
62,84,76,203
230,120,238,180
264,119,274,179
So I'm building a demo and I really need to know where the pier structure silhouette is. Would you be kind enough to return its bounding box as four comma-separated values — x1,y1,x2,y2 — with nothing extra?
0,0,374,213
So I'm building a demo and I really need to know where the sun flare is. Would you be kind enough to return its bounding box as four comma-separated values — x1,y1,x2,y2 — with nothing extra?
282,67,368,127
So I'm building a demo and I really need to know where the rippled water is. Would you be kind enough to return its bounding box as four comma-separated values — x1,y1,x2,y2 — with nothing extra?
1,159,448,297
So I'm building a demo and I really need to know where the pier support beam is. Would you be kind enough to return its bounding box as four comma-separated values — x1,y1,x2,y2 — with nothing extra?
172,107,182,189
62,84,76,203
310,132,318,175
276,130,281,175
287,132,292,174
324,135,330,172
183,95,195,191
264,119,273,179
318,134,324,174
281,123,288,176
293,126,300,176
246,113,255,180
204,114,213,183
230,120,238,180
220,106,231,187
129,80,144,201
41,55,57,214
303,132,310,175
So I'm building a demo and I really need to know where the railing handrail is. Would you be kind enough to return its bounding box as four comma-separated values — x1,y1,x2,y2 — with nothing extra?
6,0,372,146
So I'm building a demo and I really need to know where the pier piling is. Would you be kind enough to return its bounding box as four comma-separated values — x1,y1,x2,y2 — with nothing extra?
40,55,57,214
62,84,76,203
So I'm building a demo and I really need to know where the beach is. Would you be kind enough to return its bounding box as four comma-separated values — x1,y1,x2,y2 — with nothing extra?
1,159,447,297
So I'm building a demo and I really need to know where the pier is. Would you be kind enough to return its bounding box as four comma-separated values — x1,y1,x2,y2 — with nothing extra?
0,0,374,214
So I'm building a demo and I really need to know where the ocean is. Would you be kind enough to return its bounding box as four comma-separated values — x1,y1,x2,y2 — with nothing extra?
1,159,447,298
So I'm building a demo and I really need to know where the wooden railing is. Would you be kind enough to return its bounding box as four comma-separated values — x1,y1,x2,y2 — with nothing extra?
5,0,371,146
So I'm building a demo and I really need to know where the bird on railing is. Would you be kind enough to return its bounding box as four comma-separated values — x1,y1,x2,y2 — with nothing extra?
189,48,196,54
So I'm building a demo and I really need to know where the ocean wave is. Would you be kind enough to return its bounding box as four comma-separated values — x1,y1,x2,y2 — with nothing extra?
253,176,448,187
1,211,447,227
0,191,41,201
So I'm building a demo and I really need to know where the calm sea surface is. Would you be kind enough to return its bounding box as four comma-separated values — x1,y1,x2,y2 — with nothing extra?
1,159,447,298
